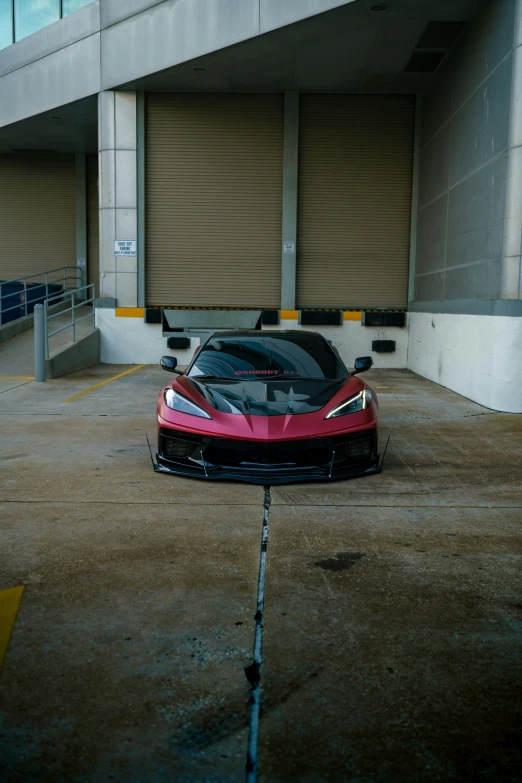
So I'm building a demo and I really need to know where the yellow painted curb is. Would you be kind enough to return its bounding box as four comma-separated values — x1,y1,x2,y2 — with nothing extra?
0,586,24,670
0,376,35,380
64,365,146,403
280,310,298,320
343,311,362,321
115,308,145,318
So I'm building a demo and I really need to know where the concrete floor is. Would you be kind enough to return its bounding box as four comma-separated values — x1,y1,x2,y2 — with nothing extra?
0,364,521,781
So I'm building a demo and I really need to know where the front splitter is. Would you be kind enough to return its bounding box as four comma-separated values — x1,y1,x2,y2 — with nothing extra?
152,454,382,485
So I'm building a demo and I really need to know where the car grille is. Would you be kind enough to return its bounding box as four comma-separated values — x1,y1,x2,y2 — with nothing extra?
204,431,376,469
159,428,376,469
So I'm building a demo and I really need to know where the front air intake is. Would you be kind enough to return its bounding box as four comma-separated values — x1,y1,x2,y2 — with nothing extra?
159,428,203,459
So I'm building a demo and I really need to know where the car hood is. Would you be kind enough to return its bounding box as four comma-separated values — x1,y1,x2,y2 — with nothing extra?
182,377,349,417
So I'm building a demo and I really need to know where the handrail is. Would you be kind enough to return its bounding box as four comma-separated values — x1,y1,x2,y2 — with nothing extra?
0,266,82,321
2,266,79,285
44,283,95,359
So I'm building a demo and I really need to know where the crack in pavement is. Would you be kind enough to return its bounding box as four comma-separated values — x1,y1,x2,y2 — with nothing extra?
0,500,262,506
245,486,271,783
0,381,33,395
266,504,522,509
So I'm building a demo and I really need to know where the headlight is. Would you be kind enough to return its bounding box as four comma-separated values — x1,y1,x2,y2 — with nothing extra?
324,389,372,419
164,388,212,419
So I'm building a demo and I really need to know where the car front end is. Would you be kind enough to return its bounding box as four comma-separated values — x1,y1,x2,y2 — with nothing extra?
154,353,381,484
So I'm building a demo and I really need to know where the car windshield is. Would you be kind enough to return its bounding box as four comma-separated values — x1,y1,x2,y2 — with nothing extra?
188,333,347,380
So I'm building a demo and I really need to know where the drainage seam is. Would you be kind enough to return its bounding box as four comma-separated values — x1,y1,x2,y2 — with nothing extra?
246,485,271,783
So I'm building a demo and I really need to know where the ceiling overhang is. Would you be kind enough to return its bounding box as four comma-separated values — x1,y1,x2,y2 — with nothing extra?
0,0,489,154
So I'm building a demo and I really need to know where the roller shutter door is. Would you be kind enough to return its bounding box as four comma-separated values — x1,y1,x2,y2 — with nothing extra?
0,154,76,282
297,95,414,309
146,94,284,308
86,155,99,298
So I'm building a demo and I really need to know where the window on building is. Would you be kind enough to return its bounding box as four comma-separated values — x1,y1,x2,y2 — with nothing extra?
0,0,95,49
0,0,13,49
62,0,92,16
14,0,60,41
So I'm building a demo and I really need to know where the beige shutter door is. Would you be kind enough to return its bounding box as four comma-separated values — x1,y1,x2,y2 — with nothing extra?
0,154,76,282
297,95,414,309
86,154,99,298
146,93,284,308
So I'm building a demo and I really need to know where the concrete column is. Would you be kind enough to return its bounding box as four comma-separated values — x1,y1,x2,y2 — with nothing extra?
280,92,299,310
502,0,522,299
98,90,138,307
34,304,46,382
137,91,146,308
75,153,87,293
408,96,421,303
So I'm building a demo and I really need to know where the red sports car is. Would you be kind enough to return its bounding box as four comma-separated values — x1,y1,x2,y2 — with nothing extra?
153,330,383,485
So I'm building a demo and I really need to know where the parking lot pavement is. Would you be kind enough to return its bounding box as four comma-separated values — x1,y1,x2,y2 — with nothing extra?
0,364,263,781
260,505,522,782
261,370,522,781
1,366,521,781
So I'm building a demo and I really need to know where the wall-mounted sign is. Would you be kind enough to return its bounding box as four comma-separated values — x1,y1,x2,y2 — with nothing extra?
114,240,137,256
283,241,296,254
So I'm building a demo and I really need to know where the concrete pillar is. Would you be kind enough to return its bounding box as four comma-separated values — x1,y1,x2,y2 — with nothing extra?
75,153,87,294
280,92,299,310
408,96,421,303
98,90,138,307
501,0,522,299
34,304,46,382
137,91,146,308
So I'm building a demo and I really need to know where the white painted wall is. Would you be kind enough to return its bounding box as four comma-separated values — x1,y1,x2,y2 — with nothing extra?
266,319,409,370
96,309,409,369
96,309,199,365
408,312,522,413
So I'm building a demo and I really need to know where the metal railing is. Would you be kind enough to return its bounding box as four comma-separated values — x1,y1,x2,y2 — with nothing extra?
44,283,95,359
0,266,81,323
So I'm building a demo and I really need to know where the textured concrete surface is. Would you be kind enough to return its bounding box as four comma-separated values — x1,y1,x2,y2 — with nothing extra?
262,370,522,781
0,366,521,781
0,363,262,781
0,306,95,376
45,327,100,379
260,505,522,782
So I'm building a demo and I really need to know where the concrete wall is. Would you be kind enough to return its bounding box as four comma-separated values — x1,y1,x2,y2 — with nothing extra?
408,0,522,413
409,312,522,412
412,0,520,312
96,309,409,369
0,0,355,130
45,327,100,378
0,2,101,128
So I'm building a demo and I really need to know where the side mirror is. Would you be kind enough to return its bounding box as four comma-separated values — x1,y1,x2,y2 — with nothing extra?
160,356,183,374
351,356,373,375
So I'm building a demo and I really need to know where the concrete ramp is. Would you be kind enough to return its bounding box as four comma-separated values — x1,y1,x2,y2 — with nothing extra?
0,307,99,379
45,329,100,379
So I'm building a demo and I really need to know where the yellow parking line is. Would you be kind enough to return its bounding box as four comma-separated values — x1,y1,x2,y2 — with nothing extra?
0,586,24,670
0,376,35,380
64,365,146,403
